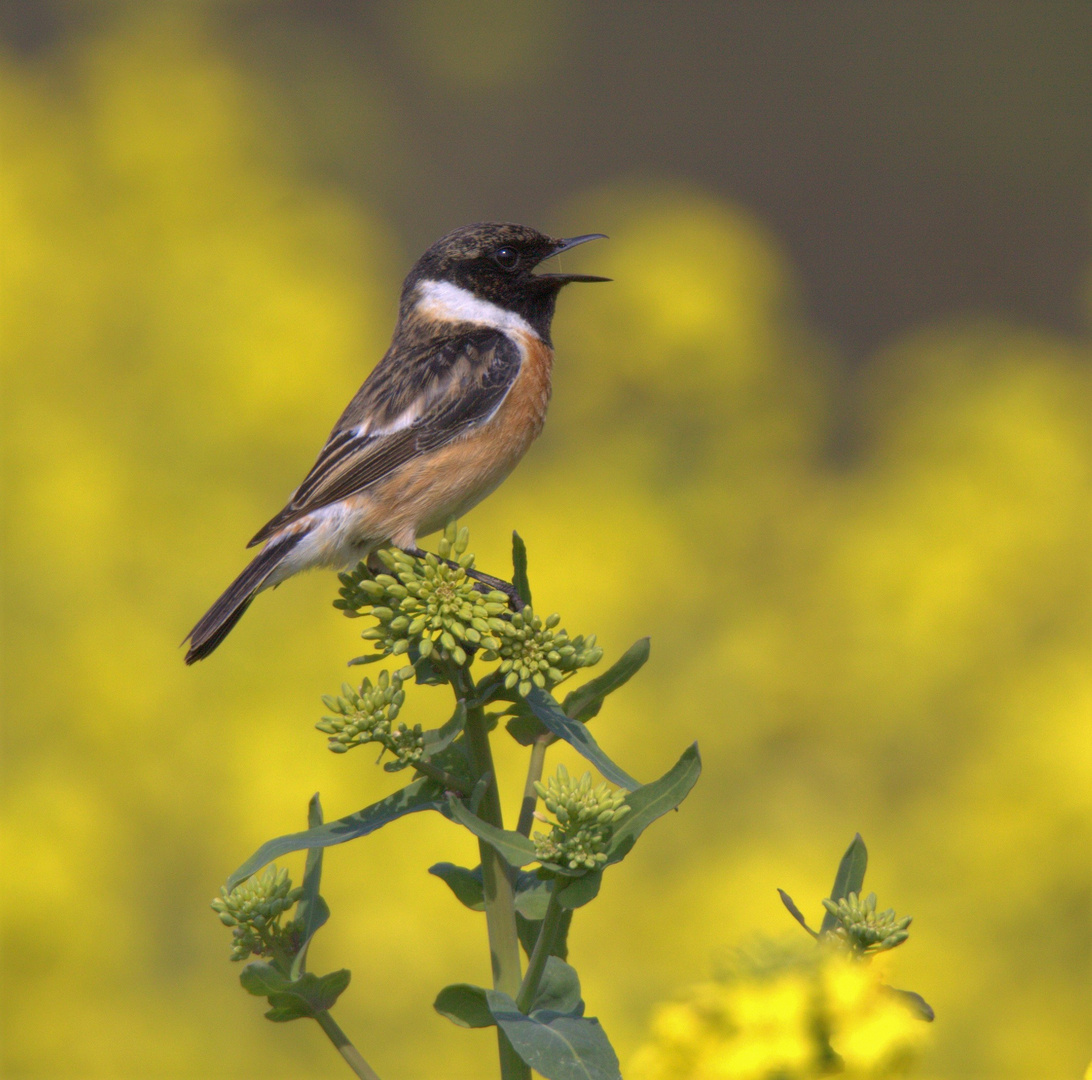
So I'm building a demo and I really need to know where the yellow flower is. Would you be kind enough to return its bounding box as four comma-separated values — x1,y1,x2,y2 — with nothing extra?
822,954,929,1075
630,945,930,1080
712,974,812,1079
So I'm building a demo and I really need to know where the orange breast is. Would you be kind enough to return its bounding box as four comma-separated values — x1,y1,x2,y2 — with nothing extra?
360,332,554,547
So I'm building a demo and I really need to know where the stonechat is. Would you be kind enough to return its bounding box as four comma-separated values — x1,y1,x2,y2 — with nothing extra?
184,223,607,663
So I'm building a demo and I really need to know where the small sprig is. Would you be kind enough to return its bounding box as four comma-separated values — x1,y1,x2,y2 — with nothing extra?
317,669,427,767
532,764,630,871
822,891,913,955
484,606,603,696
211,866,304,963
335,523,509,667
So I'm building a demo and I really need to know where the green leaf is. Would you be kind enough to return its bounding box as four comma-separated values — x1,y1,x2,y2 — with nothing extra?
531,957,583,1016
885,986,935,1022
239,963,351,1022
505,707,547,747
523,688,639,790
512,531,532,607
418,737,473,785
562,639,650,723
486,991,621,1080
290,794,331,979
777,888,818,939
514,873,563,956
227,777,445,890
514,872,553,920
239,962,294,998
406,698,465,768
428,862,485,911
820,834,868,935
556,871,602,910
603,744,701,866
434,983,495,1028
446,797,539,867
263,1003,311,1023
468,774,490,815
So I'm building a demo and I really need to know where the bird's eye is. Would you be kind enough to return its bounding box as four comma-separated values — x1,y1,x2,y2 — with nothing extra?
491,247,521,271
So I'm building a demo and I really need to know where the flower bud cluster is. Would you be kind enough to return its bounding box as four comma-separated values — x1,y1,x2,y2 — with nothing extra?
822,891,912,955
334,523,509,667
483,607,603,697
210,865,303,962
532,764,630,871
317,669,423,765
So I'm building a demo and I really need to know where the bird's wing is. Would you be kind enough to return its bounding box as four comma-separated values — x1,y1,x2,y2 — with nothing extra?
247,327,523,547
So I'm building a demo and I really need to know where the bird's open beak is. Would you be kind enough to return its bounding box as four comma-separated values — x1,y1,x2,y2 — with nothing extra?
535,233,611,282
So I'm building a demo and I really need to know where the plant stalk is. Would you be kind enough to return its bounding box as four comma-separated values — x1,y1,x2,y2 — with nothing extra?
515,735,551,837
515,888,566,1014
453,664,529,1080
314,1010,383,1080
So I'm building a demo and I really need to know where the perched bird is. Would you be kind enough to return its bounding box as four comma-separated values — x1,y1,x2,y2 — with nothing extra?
184,223,607,663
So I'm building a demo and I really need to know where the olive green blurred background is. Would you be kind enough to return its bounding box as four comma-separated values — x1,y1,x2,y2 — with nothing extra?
2,3,1089,1078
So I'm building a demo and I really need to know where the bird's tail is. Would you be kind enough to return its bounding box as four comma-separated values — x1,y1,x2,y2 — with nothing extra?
183,533,304,664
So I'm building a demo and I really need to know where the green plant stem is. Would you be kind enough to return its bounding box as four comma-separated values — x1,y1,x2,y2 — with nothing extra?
314,1010,382,1080
515,888,565,1014
515,735,551,837
412,758,473,795
452,664,529,1080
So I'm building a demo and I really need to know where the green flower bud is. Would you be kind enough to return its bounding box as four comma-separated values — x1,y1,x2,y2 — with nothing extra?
822,892,914,955
316,670,408,755
211,865,304,963
331,524,511,667
531,765,629,874
485,604,602,698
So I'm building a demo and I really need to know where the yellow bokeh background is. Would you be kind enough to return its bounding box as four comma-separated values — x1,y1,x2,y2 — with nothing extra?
2,8,1089,1079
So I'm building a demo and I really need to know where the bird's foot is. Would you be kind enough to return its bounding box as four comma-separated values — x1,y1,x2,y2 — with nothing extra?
463,566,523,611
406,547,522,611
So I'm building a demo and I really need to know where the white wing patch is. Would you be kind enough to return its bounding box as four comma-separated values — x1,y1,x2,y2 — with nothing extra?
356,402,420,439
415,279,539,339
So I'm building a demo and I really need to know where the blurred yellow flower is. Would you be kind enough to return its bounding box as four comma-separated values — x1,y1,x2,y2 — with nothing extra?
822,956,929,1074
630,947,929,1080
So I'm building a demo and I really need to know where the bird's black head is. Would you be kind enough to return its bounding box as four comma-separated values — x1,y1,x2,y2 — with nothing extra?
401,223,608,342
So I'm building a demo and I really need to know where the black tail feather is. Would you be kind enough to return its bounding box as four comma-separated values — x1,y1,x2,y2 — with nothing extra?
184,533,304,664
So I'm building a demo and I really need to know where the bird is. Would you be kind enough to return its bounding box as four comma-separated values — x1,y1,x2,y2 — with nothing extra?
183,222,608,663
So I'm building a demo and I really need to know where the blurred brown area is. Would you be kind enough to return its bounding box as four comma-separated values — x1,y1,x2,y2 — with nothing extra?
1,3,1089,1079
